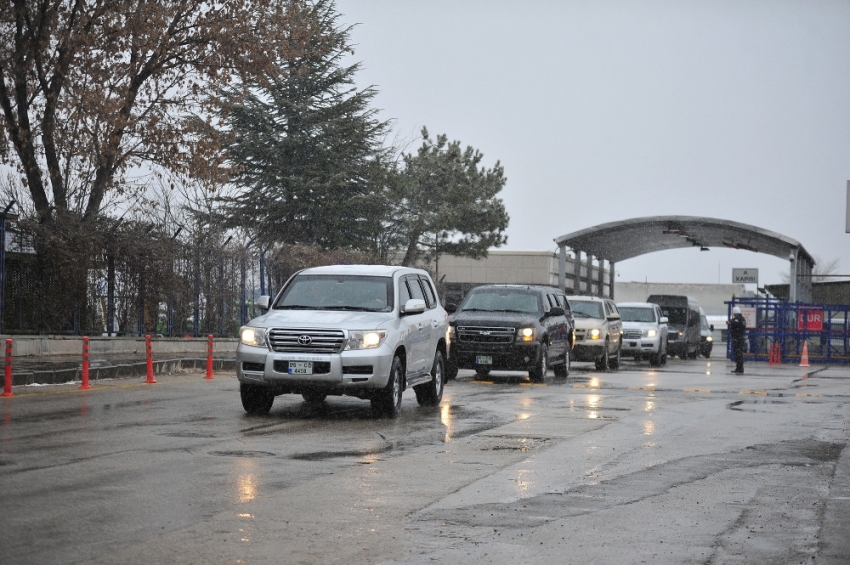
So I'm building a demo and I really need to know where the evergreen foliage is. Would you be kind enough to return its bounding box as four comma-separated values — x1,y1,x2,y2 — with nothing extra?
214,0,390,250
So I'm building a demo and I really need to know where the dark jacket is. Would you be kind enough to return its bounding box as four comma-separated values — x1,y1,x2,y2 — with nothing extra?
729,314,747,342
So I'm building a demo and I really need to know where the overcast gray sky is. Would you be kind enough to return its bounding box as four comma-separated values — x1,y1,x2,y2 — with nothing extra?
335,0,850,287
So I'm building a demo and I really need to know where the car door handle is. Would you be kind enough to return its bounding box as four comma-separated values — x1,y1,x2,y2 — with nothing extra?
417,323,424,330
431,320,440,328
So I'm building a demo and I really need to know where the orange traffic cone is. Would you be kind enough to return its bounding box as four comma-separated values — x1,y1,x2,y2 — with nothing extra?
799,340,810,368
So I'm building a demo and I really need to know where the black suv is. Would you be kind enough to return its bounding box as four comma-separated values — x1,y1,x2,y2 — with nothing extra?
445,285,574,382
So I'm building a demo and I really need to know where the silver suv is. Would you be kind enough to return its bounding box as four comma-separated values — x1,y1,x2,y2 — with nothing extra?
236,265,448,418
616,302,668,366
567,296,622,371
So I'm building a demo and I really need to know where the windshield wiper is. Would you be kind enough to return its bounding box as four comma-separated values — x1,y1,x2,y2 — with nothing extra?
275,305,324,310
572,311,593,318
331,306,377,311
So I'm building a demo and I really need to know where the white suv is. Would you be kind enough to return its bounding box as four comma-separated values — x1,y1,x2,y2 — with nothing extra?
236,265,448,418
616,302,668,366
567,296,622,371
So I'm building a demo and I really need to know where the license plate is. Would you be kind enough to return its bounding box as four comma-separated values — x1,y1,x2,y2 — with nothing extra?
630,341,637,347
475,356,492,365
288,361,313,375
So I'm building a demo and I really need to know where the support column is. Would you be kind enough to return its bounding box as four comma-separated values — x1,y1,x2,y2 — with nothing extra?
558,245,566,293
789,248,798,303
586,254,594,295
573,249,582,294
597,259,605,297
609,261,616,299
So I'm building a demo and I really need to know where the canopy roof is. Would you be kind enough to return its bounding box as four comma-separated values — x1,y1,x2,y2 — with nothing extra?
554,216,814,265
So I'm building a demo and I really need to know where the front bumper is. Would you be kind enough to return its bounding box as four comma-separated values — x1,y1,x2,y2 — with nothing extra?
236,343,394,395
572,341,605,362
449,341,541,372
621,336,662,358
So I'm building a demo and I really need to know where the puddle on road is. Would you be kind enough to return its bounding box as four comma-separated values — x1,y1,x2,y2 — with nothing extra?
159,432,218,438
290,444,394,461
208,450,277,458
728,399,788,412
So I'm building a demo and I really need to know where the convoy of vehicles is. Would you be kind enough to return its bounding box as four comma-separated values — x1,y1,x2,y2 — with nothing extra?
235,265,720,415
445,285,574,382
646,294,701,359
616,302,668,366
236,265,448,418
566,295,622,371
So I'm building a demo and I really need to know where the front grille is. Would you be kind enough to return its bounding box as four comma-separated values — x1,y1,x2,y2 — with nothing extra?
575,329,586,341
343,365,373,375
268,328,346,354
623,330,642,340
242,361,265,372
274,360,331,374
457,326,515,344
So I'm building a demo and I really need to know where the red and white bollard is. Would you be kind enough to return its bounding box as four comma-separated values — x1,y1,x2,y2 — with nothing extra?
2,339,13,397
79,336,91,390
205,335,214,380
145,334,156,384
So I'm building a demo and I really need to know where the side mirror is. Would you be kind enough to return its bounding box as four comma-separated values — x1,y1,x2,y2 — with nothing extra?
660,316,668,324
548,306,565,317
710,324,715,331
401,298,426,315
257,296,271,311
607,313,621,321
445,303,458,314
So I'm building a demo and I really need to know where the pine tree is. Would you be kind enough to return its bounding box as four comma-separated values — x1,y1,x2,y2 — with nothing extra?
214,0,389,250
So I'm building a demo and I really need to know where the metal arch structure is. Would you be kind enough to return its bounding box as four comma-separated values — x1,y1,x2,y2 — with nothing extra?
553,216,816,302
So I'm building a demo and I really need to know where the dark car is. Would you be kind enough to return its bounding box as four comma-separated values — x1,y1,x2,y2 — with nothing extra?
445,285,574,382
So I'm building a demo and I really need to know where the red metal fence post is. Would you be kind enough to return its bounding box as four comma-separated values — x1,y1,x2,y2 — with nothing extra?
79,336,91,390
145,334,156,383
205,334,214,380
2,339,13,397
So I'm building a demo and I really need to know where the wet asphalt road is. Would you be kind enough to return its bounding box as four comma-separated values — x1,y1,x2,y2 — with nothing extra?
1,357,849,565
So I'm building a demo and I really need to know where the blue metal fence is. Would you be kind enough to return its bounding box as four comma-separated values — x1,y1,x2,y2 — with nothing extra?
727,297,850,364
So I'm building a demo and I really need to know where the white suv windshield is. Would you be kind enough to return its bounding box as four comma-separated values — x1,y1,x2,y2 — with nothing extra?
571,301,604,319
274,275,394,312
619,307,656,323
461,289,542,314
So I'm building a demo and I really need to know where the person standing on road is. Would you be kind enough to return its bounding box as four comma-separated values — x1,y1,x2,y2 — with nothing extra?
727,306,747,374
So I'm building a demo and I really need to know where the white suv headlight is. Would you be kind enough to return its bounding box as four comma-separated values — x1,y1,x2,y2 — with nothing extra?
589,328,601,340
645,329,657,338
346,330,387,350
240,326,267,348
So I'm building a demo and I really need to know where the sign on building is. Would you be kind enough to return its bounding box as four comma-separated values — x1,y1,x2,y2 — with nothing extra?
740,306,757,329
732,268,758,284
797,308,824,331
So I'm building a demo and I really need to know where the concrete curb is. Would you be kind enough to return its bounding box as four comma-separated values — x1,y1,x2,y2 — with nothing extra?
11,357,237,386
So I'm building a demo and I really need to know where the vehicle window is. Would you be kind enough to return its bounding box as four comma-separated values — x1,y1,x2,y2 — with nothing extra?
603,302,613,316
546,294,558,310
618,307,656,322
398,276,412,306
701,315,710,330
406,276,426,302
275,275,394,312
558,295,572,314
418,275,437,309
460,288,542,314
660,306,687,325
656,307,664,321
570,300,604,319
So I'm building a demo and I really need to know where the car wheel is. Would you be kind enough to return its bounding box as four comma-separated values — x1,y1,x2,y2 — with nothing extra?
596,339,610,371
649,351,661,367
371,355,404,418
301,389,327,403
609,341,621,370
240,383,274,415
704,347,712,358
415,351,445,407
554,348,570,378
529,342,548,382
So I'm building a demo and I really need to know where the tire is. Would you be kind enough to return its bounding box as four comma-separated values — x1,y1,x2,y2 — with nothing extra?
240,383,275,415
371,355,404,418
649,349,661,367
554,348,570,378
609,342,621,370
415,351,445,407
596,340,610,371
301,389,327,403
529,342,548,383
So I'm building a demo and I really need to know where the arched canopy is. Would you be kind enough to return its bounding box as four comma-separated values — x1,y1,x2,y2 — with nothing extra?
554,216,814,264
554,216,815,302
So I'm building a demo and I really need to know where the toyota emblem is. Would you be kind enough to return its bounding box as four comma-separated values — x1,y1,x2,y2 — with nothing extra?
481,331,491,336
298,335,313,345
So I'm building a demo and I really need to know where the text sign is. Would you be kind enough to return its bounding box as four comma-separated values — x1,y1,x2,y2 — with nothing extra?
732,268,758,284
798,309,824,331
740,307,757,328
